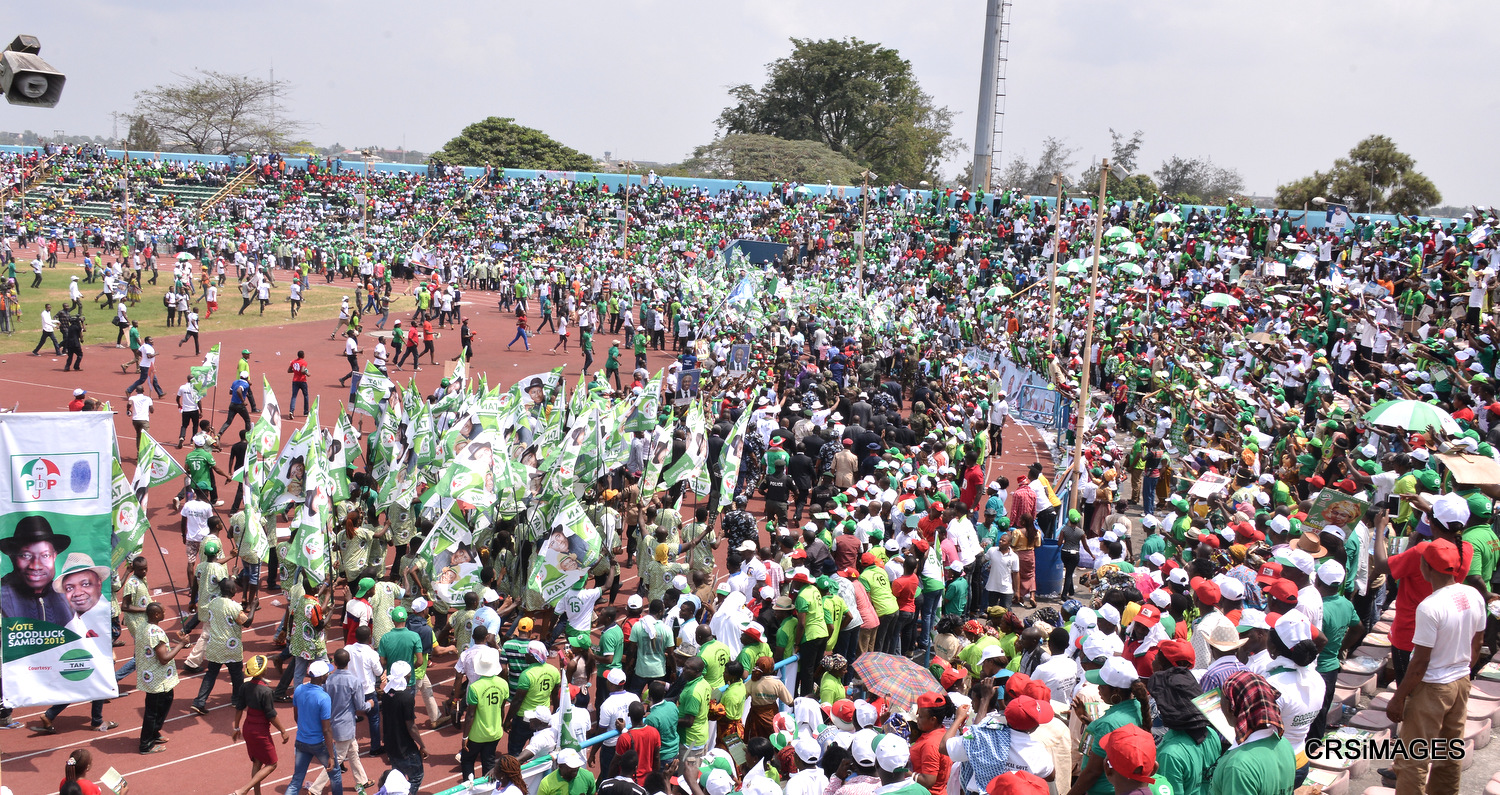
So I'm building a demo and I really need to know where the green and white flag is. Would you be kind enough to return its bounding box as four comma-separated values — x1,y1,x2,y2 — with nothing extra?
354,363,393,417
715,406,752,512
527,497,603,605
189,343,221,399
0,412,119,706
134,432,185,490
623,370,664,432
238,491,270,567
416,505,482,608
262,400,319,511
109,455,147,570
661,400,709,489
286,500,330,585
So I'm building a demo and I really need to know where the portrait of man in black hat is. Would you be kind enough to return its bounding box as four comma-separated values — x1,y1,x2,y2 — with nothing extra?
0,515,74,624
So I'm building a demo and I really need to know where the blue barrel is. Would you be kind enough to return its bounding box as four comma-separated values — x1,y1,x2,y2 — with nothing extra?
1034,539,1065,597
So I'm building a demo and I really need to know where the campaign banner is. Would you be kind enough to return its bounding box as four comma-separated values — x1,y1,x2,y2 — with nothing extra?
0,413,119,707
528,498,603,605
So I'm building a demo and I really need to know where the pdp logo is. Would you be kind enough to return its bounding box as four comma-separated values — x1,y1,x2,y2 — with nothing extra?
13,453,99,502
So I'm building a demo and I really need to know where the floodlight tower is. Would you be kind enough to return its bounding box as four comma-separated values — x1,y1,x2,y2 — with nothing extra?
970,0,1011,192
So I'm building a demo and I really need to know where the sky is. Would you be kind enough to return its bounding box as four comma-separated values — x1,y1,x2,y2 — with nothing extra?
8,0,1497,205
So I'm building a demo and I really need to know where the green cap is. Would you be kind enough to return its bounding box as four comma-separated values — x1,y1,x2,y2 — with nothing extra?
355,577,375,598
390,606,408,623
202,537,222,557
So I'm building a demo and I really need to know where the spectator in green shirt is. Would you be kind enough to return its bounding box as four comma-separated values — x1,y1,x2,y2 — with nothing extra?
676,657,713,771
644,680,680,764
538,749,595,795
596,607,626,696
941,562,968,616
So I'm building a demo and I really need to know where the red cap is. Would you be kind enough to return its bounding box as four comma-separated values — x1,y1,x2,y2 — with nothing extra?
830,699,856,725
1423,538,1464,577
1003,672,1033,699
1192,580,1220,605
860,552,879,567
963,619,984,635
1199,534,1221,549
742,625,763,642
916,692,950,711
1306,475,1325,489
1132,604,1162,629
1238,528,1265,544
1256,561,1284,585
1024,680,1053,703
840,568,859,579
1100,724,1159,783
1266,578,1299,604
912,539,931,554
939,667,964,689
987,772,1049,795
1335,479,1358,495
1158,639,1195,667
1160,559,1180,575
842,438,854,446
1003,696,1054,732
790,549,808,559
791,570,812,584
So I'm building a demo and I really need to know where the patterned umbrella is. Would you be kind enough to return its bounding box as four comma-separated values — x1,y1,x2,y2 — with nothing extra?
851,652,944,712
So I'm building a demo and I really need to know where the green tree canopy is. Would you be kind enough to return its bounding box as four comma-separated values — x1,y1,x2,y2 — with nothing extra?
717,38,957,185
681,134,866,184
432,117,594,170
1275,135,1441,215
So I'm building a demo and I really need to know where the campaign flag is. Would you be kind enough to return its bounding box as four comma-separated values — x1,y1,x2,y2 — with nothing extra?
416,506,482,608
0,412,119,706
726,275,757,306
715,407,752,512
109,457,147,570
623,370,664,432
527,497,603,605
261,401,319,511
354,363,393,417
189,343,221,399
134,432,185,490
661,401,709,489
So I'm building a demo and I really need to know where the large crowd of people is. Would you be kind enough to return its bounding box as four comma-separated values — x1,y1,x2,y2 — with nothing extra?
4,142,1500,795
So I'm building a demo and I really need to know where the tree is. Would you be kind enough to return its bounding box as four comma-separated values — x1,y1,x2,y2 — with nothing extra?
1107,128,1144,174
123,114,160,152
996,136,1078,197
132,70,303,154
717,38,958,185
1153,155,1245,204
1275,135,1441,215
681,134,866,184
431,117,594,170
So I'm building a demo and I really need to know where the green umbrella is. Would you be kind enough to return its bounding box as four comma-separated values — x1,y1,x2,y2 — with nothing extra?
1114,262,1145,277
1363,400,1461,436
1054,276,1073,288
986,284,1014,299
1104,226,1132,242
1201,293,1241,308
1153,211,1182,224
1063,259,1088,274
1113,241,1146,257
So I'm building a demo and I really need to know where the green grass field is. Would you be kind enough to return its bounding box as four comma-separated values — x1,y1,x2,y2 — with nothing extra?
2,261,377,355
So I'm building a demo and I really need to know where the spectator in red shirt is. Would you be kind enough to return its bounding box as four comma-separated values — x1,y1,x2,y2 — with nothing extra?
908,692,954,795
1009,479,1038,527
287,351,311,416
610,701,659,785
61,749,102,795
917,501,948,547
890,556,920,656
421,320,438,364
959,455,984,511
1371,496,1477,682
68,388,86,412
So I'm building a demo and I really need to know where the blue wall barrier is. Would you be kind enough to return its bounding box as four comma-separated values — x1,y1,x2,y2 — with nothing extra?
1,144,1461,229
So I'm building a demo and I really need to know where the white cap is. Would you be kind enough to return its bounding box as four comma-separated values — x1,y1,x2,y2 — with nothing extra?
704,769,736,795
874,734,911,773
851,728,881,765
410,597,429,613
1432,493,1472,528
1141,515,1160,528
1080,631,1114,662
1269,515,1291,535
1237,608,1270,631
72,388,85,397
738,540,758,552
1282,549,1316,576
1167,568,1190,586
1411,449,1430,462
1093,656,1139,689
605,668,627,685
1321,524,1347,541
627,595,644,610
1317,560,1346,586
524,706,552,722
978,644,1006,664
1147,552,1166,567
482,588,501,603
308,659,331,678
794,735,822,763
1149,589,1172,608
556,748,586,769
855,698,879,728
1273,611,1314,647
1217,577,1245,601
1097,604,1122,626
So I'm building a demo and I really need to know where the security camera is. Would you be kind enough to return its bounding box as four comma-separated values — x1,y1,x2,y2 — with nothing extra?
0,35,65,108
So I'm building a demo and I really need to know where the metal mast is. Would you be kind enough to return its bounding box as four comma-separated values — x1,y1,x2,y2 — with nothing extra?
970,0,1012,192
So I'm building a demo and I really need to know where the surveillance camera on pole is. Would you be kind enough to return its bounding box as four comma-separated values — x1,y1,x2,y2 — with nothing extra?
0,35,65,108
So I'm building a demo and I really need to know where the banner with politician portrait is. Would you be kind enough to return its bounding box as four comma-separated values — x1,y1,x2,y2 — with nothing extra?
0,413,118,707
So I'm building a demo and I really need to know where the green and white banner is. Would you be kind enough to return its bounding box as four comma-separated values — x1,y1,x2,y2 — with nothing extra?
134,432,185,490
527,497,603,605
189,343,221,399
0,413,119,707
